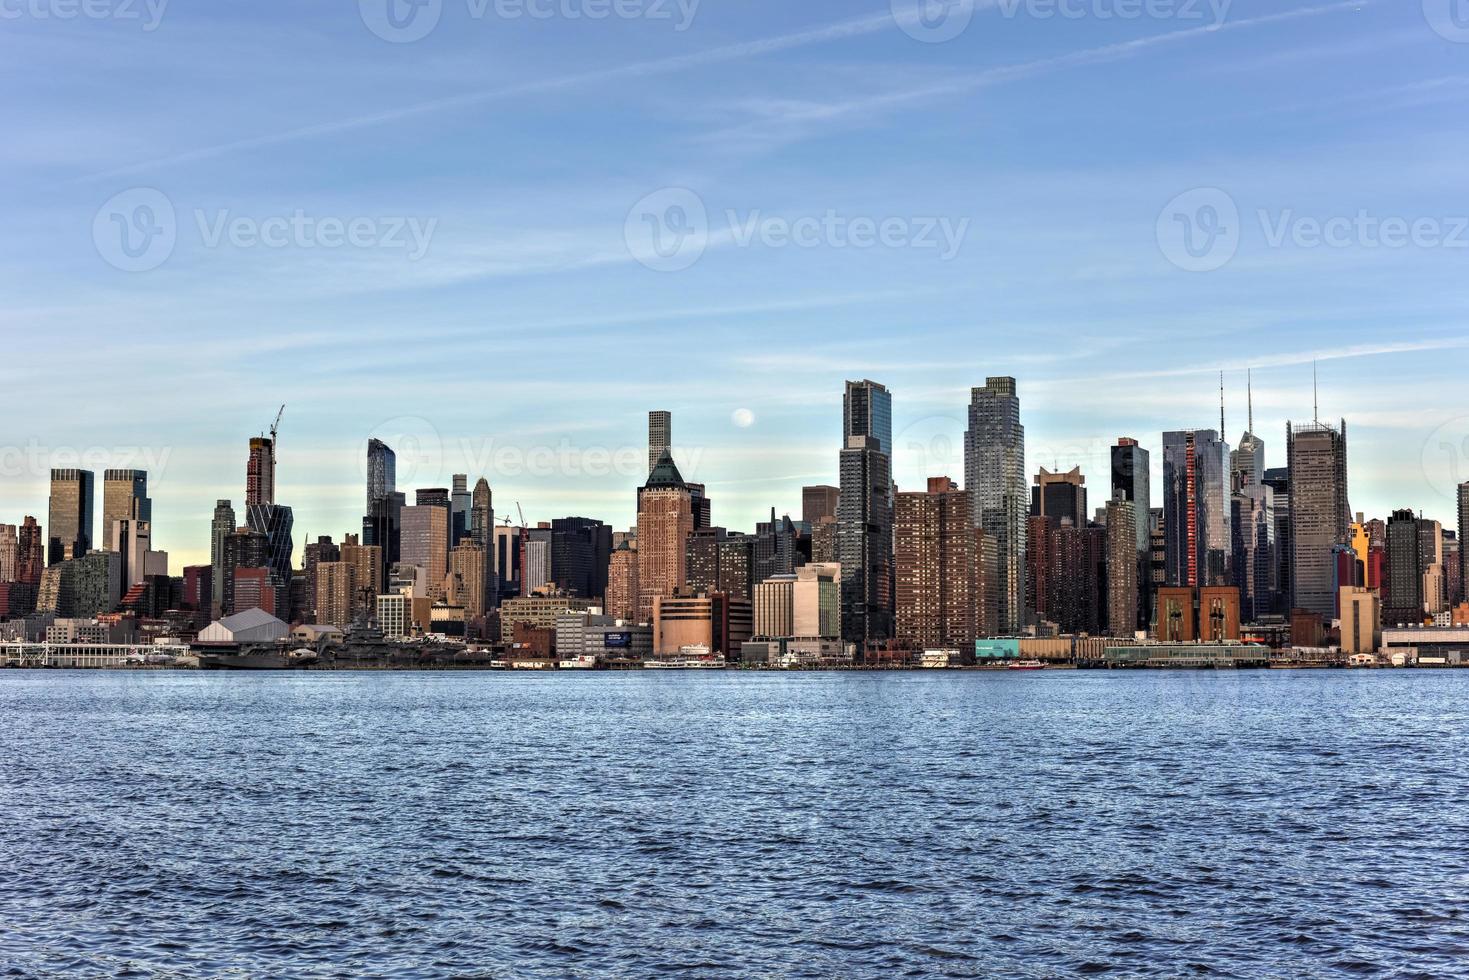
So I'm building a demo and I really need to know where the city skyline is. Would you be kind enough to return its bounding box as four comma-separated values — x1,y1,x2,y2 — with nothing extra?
3,367,1467,572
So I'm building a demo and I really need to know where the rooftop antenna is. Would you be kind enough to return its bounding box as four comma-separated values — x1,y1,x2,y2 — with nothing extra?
1219,371,1226,437
1313,361,1319,424
1247,369,1254,437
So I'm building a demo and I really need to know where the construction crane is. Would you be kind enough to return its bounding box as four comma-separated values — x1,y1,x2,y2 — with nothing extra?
268,404,285,443
515,502,526,528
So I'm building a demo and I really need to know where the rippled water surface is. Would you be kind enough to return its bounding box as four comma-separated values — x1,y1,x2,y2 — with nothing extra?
3,670,1469,977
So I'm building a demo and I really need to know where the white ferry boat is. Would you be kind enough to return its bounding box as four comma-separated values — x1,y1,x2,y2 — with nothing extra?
643,644,727,670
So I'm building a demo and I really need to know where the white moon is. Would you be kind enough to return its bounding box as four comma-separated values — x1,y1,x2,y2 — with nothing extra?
731,408,756,428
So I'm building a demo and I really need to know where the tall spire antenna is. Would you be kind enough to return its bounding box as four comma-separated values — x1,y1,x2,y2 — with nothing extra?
1247,368,1254,437
1313,361,1319,424
1219,371,1226,436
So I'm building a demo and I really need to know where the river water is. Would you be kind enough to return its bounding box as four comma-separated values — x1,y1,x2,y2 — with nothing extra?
2,670,1466,977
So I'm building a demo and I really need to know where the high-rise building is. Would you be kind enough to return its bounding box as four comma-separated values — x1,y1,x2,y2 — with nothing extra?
1110,438,1151,554
111,518,152,587
965,378,1026,635
1231,373,1266,492
1339,586,1381,656
1031,467,1087,528
314,561,357,627
606,541,639,622
1459,483,1469,607
451,474,471,546
637,450,694,621
102,470,151,554
1286,420,1349,620
550,517,612,599
302,536,340,622
1231,485,1276,621
340,535,383,620
367,439,396,510
1232,433,1266,492
648,410,672,475
0,525,17,582
688,527,755,601
1027,513,1105,636
210,499,235,612
16,516,43,586
470,478,497,611
1263,467,1291,609
1385,510,1424,625
1419,518,1446,614
221,526,270,616
448,543,489,620
1105,495,1138,637
493,525,523,601
1162,429,1231,589
838,380,894,649
894,477,977,651
802,485,839,525
246,437,275,507
400,505,450,601
754,510,803,585
363,492,404,579
47,468,94,565
245,503,294,601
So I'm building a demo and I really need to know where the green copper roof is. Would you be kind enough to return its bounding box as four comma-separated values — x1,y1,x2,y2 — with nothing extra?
644,449,686,490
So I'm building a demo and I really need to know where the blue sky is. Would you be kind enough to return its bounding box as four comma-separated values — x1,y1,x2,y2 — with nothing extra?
3,0,1468,566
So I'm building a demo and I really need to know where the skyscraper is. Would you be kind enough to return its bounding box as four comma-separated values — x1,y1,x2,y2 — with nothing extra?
210,499,235,612
451,474,471,546
1031,467,1087,528
1385,509,1424,624
367,438,396,510
471,478,497,610
1110,438,1151,554
1105,495,1139,637
648,410,671,475
1161,429,1231,588
1232,484,1276,621
965,378,1025,634
606,541,639,622
246,437,275,507
637,450,694,621
1263,466,1291,608
102,469,151,550
838,380,894,648
401,505,450,601
1286,420,1349,620
802,485,839,525
47,468,94,565
1459,482,1469,607
550,517,612,599
894,477,977,651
